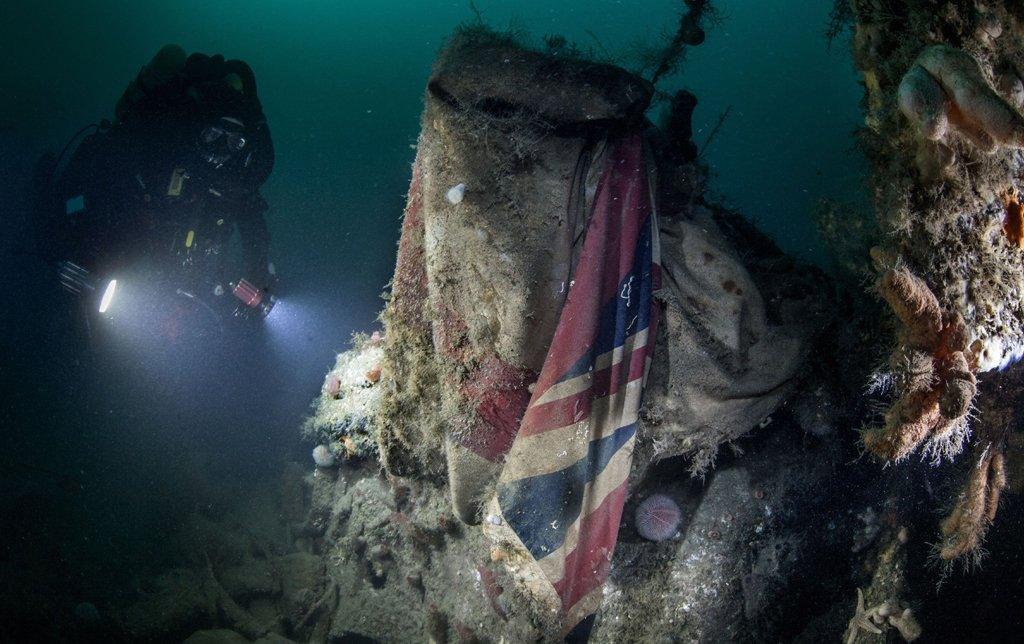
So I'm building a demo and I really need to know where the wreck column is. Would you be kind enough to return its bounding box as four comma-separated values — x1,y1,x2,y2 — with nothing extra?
850,0,1023,558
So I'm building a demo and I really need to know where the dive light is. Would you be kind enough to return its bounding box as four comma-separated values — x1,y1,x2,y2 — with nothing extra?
58,260,118,314
230,278,276,318
98,279,117,313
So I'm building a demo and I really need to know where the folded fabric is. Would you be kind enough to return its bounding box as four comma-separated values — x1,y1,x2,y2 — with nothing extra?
483,132,661,638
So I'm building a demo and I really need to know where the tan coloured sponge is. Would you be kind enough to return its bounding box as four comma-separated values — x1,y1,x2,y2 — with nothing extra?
863,268,978,461
898,45,1024,153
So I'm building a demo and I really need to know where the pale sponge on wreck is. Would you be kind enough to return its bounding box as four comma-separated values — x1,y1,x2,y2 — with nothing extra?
898,44,1024,153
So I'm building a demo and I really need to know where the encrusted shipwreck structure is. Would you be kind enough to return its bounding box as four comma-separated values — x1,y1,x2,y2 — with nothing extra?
375,25,829,527
291,22,868,643
851,0,1024,561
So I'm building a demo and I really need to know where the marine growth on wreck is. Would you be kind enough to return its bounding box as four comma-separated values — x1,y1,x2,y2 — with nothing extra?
7,1,1024,643
295,6,1024,640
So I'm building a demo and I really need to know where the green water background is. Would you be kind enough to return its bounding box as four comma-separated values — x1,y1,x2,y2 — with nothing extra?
4,0,863,276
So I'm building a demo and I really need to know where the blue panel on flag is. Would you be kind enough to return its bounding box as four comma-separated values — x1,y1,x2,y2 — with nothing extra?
556,214,655,385
498,422,636,559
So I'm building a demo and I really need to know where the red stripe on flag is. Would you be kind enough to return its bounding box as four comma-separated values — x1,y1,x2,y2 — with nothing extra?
457,355,534,462
552,481,629,612
520,141,650,410
518,342,650,437
520,386,593,437
589,341,650,401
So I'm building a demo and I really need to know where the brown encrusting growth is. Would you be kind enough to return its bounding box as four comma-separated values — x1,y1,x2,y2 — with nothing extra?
863,267,977,461
936,368,1022,561
851,0,1024,559
939,438,1007,560
1001,188,1024,248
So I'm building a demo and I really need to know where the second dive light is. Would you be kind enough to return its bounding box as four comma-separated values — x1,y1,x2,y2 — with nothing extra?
230,278,276,318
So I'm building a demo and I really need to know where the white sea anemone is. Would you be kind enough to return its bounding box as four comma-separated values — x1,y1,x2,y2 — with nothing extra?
312,444,335,468
446,183,466,204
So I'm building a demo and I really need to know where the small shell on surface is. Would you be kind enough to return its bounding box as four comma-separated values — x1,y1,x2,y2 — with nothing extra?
446,183,466,204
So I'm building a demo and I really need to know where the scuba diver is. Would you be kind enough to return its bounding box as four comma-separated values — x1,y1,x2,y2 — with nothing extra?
34,44,278,345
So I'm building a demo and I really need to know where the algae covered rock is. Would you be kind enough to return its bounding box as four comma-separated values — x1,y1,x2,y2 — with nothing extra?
303,333,384,463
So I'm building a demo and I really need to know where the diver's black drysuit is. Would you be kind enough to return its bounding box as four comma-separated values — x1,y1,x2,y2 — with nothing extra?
44,46,276,306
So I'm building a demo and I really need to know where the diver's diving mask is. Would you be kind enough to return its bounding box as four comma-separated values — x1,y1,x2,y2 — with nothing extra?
198,116,247,169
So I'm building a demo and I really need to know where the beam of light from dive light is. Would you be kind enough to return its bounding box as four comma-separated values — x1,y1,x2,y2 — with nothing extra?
98,279,117,313
262,298,307,344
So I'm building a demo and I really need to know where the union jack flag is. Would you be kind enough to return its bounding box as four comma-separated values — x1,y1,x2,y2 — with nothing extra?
485,132,661,638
